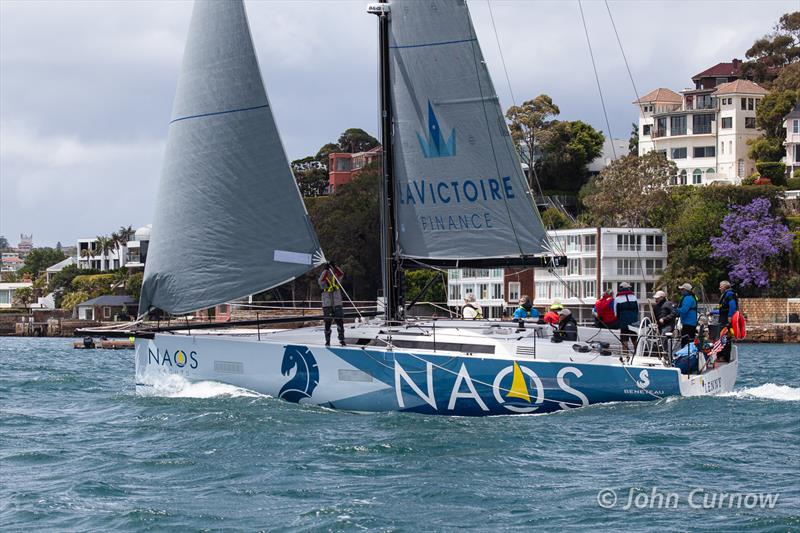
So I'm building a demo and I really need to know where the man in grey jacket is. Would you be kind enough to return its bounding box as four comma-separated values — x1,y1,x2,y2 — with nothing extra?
318,263,346,346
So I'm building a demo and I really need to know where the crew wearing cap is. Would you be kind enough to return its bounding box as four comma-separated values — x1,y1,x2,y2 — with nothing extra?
543,300,562,326
613,282,639,354
653,290,678,336
551,308,578,342
677,282,698,346
714,280,738,362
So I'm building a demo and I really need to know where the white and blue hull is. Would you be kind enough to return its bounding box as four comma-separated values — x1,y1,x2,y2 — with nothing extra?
135,322,738,416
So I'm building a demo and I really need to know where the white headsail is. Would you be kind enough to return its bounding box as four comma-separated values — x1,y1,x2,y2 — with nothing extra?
139,0,323,315
388,0,548,265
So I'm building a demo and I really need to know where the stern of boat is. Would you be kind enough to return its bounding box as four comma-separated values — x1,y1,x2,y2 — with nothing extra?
678,345,739,397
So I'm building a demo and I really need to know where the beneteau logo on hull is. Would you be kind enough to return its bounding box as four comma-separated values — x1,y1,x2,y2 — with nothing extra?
417,101,455,158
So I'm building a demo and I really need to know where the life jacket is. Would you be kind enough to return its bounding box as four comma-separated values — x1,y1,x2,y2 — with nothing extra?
595,296,616,324
718,289,738,321
543,310,560,325
462,303,483,319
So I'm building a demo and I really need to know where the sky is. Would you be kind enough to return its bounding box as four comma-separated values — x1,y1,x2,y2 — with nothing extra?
0,0,795,247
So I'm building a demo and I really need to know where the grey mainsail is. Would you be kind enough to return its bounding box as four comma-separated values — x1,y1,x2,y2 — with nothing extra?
139,0,323,315
388,0,548,264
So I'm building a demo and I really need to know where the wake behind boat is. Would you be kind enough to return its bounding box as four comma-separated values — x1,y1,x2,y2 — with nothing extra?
132,0,738,416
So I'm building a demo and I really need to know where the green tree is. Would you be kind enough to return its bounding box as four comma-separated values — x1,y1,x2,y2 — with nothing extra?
506,95,560,185
581,151,676,227
296,168,329,197
307,165,382,301
628,122,639,155
537,120,605,192
772,61,800,91
337,128,379,153
125,271,144,302
741,11,800,85
748,89,799,163
541,207,572,229
0,235,8,250
95,235,115,270
18,247,66,280
315,143,341,163
405,269,447,305
12,286,34,309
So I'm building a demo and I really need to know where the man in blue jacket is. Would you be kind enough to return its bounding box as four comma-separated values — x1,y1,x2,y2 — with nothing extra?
613,282,639,354
715,280,738,361
676,282,698,347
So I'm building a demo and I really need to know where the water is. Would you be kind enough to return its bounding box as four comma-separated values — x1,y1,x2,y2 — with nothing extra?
1,338,798,532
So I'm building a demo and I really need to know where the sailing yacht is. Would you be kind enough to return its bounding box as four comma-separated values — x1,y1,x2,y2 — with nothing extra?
134,0,738,415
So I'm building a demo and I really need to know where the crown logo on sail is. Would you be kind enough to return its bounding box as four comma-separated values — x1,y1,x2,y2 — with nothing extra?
417,101,455,158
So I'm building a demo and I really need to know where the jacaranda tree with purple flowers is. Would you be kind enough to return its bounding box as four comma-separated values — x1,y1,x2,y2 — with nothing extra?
711,198,793,288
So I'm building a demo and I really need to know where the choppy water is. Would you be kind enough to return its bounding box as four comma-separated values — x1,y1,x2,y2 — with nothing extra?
1,338,798,531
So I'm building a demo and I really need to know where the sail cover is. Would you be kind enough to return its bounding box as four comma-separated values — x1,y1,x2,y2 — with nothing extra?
139,0,323,315
388,0,548,264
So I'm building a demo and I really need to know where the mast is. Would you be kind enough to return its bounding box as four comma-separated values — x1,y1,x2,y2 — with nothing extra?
370,1,401,323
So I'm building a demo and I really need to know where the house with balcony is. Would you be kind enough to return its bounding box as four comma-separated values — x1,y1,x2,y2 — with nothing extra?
784,103,800,179
636,62,766,185
328,146,382,192
125,224,151,269
77,224,151,271
446,228,667,322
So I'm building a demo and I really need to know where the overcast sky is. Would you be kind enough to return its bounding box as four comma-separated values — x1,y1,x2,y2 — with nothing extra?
0,0,794,247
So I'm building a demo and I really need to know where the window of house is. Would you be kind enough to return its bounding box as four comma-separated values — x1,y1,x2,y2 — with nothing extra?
657,149,667,158
508,282,520,301
738,159,745,177
693,146,715,158
551,283,565,299
479,283,489,299
693,169,703,184
583,281,596,300
693,114,713,134
567,235,581,253
696,95,714,110
721,117,732,129
584,234,596,252
720,142,725,155
617,234,641,251
567,258,581,276
642,124,651,136
745,117,756,128
603,281,616,294
0,290,10,305
678,169,687,185
617,259,637,276
794,119,799,134
795,145,800,163
645,235,664,252
448,284,460,300
218,304,229,314
449,269,460,280
463,284,475,298
671,147,687,159
492,283,502,299
568,281,581,299
103,306,111,319
670,115,687,135
645,259,664,275
656,117,667,136
583,257,597,275
748,98,754,111
741,97,747,110
534,282,547,301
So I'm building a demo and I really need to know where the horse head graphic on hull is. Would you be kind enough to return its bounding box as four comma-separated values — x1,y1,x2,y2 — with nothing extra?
279,345,319,403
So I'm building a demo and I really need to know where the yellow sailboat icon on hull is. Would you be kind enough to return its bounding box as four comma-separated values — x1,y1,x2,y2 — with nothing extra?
506,361,531,403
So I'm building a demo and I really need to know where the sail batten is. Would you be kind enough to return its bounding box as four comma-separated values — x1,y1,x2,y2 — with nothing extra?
388,0,548,263
139,0,322,316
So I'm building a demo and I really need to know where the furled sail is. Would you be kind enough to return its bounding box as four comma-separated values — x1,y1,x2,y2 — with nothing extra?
388,0,548,265
139,0,323,315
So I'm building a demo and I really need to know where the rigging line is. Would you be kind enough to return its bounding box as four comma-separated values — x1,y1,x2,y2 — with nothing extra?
463,6,526,258
328,267,363,321
577,0,616,159
485,1,551,244
603,0,641,104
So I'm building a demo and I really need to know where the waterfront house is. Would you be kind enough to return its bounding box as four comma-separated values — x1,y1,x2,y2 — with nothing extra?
77,224,151,271
636,59,766,185
45,256,77,283
0,281,34,309
328,146,382,192
75,295,137,321
784,103,800,180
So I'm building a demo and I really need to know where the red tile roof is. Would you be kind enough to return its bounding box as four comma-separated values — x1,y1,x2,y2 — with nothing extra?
713,79,767,95
692,59,742,80
633,88,682,104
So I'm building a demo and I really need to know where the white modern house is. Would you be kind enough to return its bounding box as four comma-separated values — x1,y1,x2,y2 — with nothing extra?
636,68,767,185
77,224,151,271
45,256,76,283
447,228,668,322
784,103,800,179
0,281,33,309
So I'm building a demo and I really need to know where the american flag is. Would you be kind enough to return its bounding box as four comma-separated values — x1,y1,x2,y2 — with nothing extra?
706,327,729,366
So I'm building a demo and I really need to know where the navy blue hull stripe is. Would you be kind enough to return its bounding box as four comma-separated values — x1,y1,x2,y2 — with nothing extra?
170,103,269,124
390,37,477,50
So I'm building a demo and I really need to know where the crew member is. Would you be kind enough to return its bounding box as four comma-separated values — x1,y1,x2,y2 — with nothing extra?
677,282,698,347
318,263,346,346
653,290,678,353
544,300,562,325
613,282,639,354
461,293,483,320
715,280,738,362
551,308,578,342
592,290,617,329
513,295,538,321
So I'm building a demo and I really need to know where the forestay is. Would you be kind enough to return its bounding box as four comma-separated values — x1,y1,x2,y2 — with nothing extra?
140,0,323,315
388,0,548,265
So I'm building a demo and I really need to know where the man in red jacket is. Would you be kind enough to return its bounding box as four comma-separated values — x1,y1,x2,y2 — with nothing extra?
592,290,618,329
